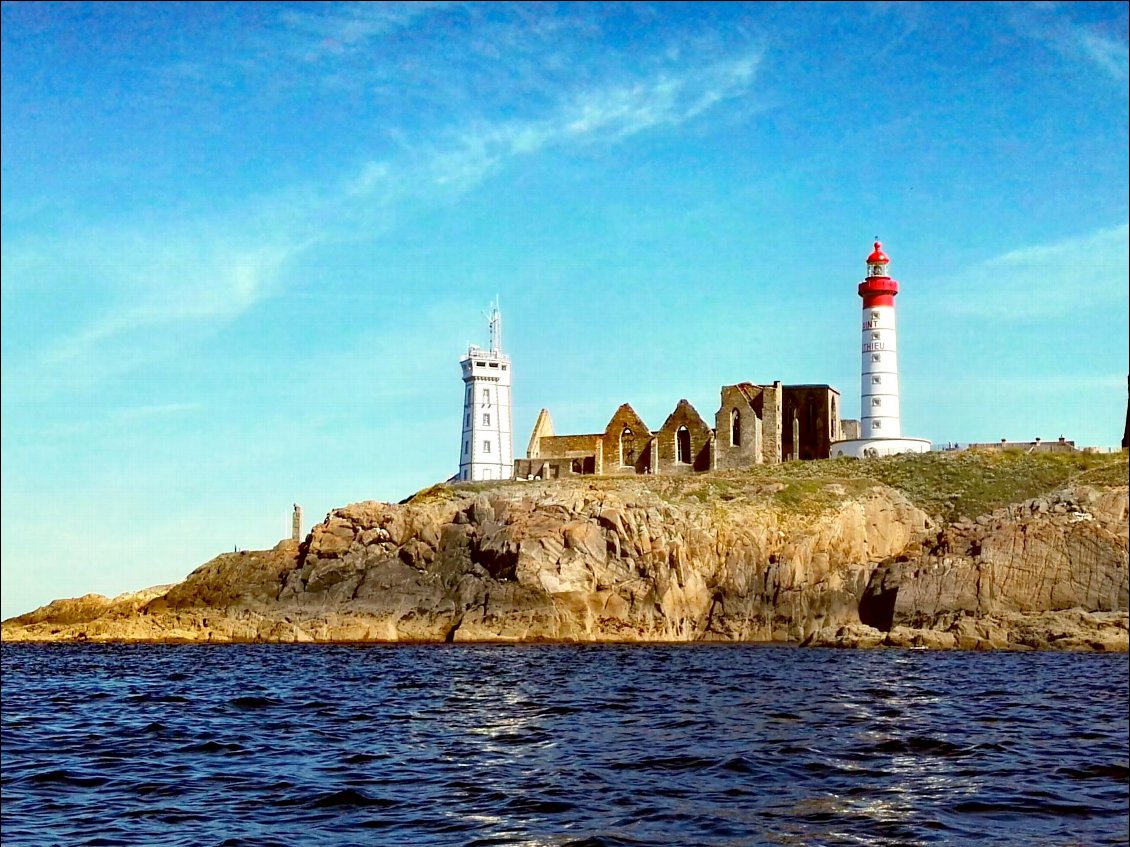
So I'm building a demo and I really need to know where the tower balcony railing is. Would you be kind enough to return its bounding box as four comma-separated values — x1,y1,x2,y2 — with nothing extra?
465,344,511,362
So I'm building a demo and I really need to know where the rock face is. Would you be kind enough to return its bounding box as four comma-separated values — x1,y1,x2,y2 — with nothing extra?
3,477,1127,651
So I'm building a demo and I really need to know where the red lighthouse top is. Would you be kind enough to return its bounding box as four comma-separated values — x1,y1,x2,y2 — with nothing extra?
858,239,898,306
867,241,890,265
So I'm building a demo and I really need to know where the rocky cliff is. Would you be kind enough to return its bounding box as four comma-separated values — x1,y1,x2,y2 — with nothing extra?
3,454,1127,650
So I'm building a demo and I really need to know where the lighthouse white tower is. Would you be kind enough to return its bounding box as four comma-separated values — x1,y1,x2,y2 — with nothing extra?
831,241,931,459
458,303,513,482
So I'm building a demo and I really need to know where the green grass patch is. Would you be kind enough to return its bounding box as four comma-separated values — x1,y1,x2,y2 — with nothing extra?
403,450,1126,522
702,450,1125,521
402,483,459,506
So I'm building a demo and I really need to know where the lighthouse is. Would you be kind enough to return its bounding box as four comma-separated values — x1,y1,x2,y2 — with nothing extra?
831,241,931,459
458,302,513,481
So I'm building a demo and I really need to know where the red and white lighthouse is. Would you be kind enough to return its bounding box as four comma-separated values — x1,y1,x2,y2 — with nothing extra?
831,241,931,458
859,241,902,438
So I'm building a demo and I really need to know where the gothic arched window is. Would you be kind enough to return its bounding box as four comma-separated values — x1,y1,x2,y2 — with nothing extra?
620,427,635,467
677,426,691,464
730,409,741,447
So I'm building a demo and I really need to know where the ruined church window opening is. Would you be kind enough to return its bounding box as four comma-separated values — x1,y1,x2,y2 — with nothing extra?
730,409,741,447
620,427,635,467
676,426,691,464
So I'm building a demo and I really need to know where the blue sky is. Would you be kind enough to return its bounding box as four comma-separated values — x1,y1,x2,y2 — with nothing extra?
2,1,1127,619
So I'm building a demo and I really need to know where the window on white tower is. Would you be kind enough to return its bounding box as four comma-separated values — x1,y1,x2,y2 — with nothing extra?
483,413,490,426
872,354,881,363
872,376,882,385
871,311,880,320
873,420,882,429
872,398,882,407
483,440,491,453
483,390,491,406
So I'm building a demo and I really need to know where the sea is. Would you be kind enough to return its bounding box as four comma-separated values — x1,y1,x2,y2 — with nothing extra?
1,643,1127,847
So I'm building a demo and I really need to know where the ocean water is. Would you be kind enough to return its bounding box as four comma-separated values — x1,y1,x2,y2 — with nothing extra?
1,643,1127,847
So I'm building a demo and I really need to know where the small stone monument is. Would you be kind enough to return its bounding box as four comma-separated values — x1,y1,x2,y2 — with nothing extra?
291,504,303,543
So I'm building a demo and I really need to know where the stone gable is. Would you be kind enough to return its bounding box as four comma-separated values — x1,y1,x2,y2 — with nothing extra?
656,399,714,473
602,404,653,475
520,380,843,479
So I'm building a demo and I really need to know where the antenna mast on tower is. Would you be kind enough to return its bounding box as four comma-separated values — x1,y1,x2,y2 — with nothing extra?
488,298,502,355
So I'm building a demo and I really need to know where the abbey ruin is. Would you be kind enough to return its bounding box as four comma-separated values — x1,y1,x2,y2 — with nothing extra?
515,381,859,479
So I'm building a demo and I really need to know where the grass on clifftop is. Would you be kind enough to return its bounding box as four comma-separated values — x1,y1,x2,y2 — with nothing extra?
418,450,1127,522
727,449,1127,522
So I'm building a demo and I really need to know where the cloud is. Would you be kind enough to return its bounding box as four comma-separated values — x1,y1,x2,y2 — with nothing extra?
1009,5,1129,81
1074,29,1130,80
113,402,201,421
280,2,456,60
352,51,763,195
39,237,297,368
4,20,765,390
928,224,1130,319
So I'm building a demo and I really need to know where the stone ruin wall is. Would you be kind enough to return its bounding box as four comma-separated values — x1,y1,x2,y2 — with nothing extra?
523,382,843,478
781,386,839,462
655,400,714,474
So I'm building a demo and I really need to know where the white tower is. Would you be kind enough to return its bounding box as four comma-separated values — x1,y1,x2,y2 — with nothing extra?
458,302,513,481
860,241,903,439
831,241,931,458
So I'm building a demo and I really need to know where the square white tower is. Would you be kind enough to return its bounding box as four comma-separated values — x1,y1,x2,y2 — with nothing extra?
458,303,513,482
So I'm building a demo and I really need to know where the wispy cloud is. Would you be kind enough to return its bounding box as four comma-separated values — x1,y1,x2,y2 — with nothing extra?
3,6,766,390
27,402,203,441
1009,4,1129,81
1074,29,1130,80
928,224,1130,319
113,402,201,420
281,1,456,61
37,236,298,368
354,52,763,194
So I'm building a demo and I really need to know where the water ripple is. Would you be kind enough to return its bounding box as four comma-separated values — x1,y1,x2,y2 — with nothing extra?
2,643,1127,847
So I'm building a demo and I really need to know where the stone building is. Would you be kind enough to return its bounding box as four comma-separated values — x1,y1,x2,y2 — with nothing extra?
966,436,1078,454
515,382,852,479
